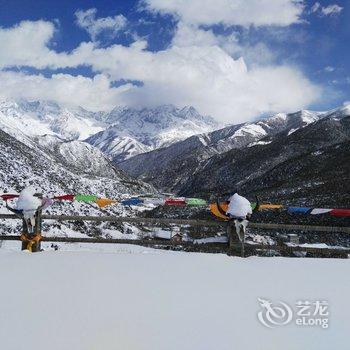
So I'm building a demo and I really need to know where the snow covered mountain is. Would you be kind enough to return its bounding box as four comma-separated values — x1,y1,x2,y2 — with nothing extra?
119,108,326,184
0,128,152,200
0,98,220,163
86,105,221,162
0,99,105,140
0,123,155,238
119,105,350,205
0,99,141,190
177,105,350,205
33,134,130,179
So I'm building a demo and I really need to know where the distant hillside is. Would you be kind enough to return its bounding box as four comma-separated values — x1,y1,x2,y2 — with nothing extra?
120,105,350,206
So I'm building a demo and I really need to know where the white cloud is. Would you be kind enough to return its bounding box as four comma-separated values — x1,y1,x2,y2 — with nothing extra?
0,71,133,111
311,2,321,12
125,47,320,122
0,18,321,123
75,8,127,41
172,22,275,65
142,0,304,27
0,20,59,69
0,20,92,70
172,22,222,47
324,66,335,72
321,4,343,15
311,2,343,16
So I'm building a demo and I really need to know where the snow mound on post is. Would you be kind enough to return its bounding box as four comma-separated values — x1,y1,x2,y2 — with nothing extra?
16,186,42,215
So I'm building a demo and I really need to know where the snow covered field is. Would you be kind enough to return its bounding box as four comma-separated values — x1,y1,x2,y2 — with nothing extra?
0,246,349,350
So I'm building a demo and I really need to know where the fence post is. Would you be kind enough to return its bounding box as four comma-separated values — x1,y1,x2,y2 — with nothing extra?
227,221,233,251
227,221,239,256
233,220,246,258
240,228,245,258
34,209,42,252
21,209,42,252
227,220,247,257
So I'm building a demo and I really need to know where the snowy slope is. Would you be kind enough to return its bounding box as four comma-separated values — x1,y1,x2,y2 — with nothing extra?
178,108,350,204
119,108,327,186
86,134,153,163
86,105,220,161
0,249,348,350
0,130,148,195
0,98,220,162
0,127,154,238
33,134,127,178
0,98,105,140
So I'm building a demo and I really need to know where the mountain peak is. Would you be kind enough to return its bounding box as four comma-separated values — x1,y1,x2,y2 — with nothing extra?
0,97,105,141
86,104,219,162
179,105,200,118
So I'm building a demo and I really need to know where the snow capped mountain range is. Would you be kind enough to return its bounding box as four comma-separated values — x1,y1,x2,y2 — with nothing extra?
119,104,350,203
86,104,221,162
178,105,350,205
0,99,105,141
119,108,328,180
0,97,219,237
0,98,220,162
1,96,349,209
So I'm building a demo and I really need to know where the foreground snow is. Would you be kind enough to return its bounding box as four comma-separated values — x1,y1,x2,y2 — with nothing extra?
0,247,349,350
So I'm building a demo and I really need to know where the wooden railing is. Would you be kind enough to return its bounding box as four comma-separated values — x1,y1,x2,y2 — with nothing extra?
0,214,349,233
0,214,349,257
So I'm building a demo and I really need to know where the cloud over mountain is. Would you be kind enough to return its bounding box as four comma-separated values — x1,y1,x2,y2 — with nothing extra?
0,2,324,123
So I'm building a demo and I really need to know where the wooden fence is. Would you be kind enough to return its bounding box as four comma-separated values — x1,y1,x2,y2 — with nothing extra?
1,214,349,233
0,214,349,257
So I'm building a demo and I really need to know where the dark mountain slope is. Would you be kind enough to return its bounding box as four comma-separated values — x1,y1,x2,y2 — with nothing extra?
119,109,324,190
179,115,350,206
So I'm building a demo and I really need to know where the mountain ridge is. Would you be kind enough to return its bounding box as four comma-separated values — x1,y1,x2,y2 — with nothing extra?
118,108,328,181
119,104,350,205
0,98,220,162
86,104,220,162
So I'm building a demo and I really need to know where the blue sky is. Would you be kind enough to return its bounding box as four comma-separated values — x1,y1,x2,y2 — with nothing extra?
0,0,348,122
